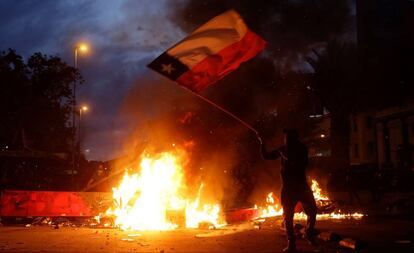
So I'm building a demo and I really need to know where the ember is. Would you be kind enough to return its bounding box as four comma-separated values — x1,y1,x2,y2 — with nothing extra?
105,149,226,231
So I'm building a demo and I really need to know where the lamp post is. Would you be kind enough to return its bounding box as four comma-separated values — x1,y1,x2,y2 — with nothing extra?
79,105,89,146
72,43,88,188
77,105,89,186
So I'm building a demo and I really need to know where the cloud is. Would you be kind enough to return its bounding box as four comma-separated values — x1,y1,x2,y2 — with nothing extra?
0,0,186,160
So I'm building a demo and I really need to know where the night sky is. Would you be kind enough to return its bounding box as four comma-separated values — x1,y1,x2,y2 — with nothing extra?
0,0,186,161
0,0,357,162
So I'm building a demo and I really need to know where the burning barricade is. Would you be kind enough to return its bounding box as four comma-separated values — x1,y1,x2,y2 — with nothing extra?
97,145,364,231
1,151,365,232
6,146,364,231
103,149,226,231
254,179,364,221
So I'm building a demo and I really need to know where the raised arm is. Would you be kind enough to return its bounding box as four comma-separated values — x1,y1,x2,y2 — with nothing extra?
258,136,281,160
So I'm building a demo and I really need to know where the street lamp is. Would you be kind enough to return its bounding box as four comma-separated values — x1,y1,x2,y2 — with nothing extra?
72,42,89,188
74,43,88,68
77,104,89,186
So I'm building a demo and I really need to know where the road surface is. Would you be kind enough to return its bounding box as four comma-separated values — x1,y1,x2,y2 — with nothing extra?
0,216,413,252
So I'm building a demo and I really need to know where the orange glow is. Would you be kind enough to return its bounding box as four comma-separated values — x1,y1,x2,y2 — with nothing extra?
256,179,364,221
81,105,88,111
311,179,329,202
78,44,88,52
105,149,226,231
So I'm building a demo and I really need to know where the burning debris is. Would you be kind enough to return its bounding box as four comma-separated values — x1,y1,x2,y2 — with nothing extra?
8,163,363,233
104,149,226,231
25,216,113,229
255,179,365,221
93,147,364,232
339,238,363,250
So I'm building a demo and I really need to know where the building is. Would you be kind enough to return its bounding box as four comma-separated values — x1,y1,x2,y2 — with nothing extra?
305,101,414,171
374,102,414,169
349,112,376,165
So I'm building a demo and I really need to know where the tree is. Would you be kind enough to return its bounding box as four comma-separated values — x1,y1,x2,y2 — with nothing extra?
0,49,28,150
0,49,82,153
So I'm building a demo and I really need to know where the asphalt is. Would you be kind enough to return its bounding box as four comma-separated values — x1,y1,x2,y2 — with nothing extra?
0,215,413,253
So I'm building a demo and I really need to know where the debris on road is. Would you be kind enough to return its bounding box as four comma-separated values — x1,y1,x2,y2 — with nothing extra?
195,222,255,238
121,238,135,242
198,221,215,230
394,240,411,244
318,231,341,242
339,238,361,250
127,233,141,237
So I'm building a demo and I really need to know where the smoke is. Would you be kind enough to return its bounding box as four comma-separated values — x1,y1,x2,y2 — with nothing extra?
0,1,353,205
169,0,351,68
114,0,353,207
114,71,245,207
116,63,315,208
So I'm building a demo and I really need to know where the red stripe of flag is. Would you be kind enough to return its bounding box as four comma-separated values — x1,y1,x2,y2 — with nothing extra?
148,10,266,93
177,30,266,93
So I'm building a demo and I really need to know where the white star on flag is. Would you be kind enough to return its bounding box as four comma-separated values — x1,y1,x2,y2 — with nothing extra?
161,63,175,74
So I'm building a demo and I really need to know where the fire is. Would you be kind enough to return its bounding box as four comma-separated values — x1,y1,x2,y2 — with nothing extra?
256,179,364,220
105,149,226,231
311,179,329,202
256,192,283,218
185,183,223,229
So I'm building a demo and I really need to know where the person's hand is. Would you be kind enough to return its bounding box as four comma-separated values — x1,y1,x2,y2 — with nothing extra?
256,132,263,145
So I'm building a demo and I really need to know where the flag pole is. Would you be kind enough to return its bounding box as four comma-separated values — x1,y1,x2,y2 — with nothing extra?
184,88,258,136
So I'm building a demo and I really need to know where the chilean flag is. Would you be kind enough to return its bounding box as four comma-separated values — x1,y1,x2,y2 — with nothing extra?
148,10,266,93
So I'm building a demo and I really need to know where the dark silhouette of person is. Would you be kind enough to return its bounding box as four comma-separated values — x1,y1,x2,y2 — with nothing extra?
258,128,317,252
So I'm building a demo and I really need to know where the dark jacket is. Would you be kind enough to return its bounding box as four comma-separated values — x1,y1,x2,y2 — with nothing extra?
261,141,308,187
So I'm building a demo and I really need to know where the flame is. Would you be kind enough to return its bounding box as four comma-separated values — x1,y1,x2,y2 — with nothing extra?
105,149,226,230
256,179,365,220
311,179,329,202
185,183,223,229
257,192,283,218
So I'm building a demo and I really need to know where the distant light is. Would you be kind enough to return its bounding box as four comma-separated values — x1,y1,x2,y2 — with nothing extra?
309,114,323,118
172,143,176,147
81,105,88,111
320,134,326,138
78,44,88,52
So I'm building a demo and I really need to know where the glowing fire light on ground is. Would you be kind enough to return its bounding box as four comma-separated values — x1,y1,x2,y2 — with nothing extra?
105,150,226,231
256,179,365,220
